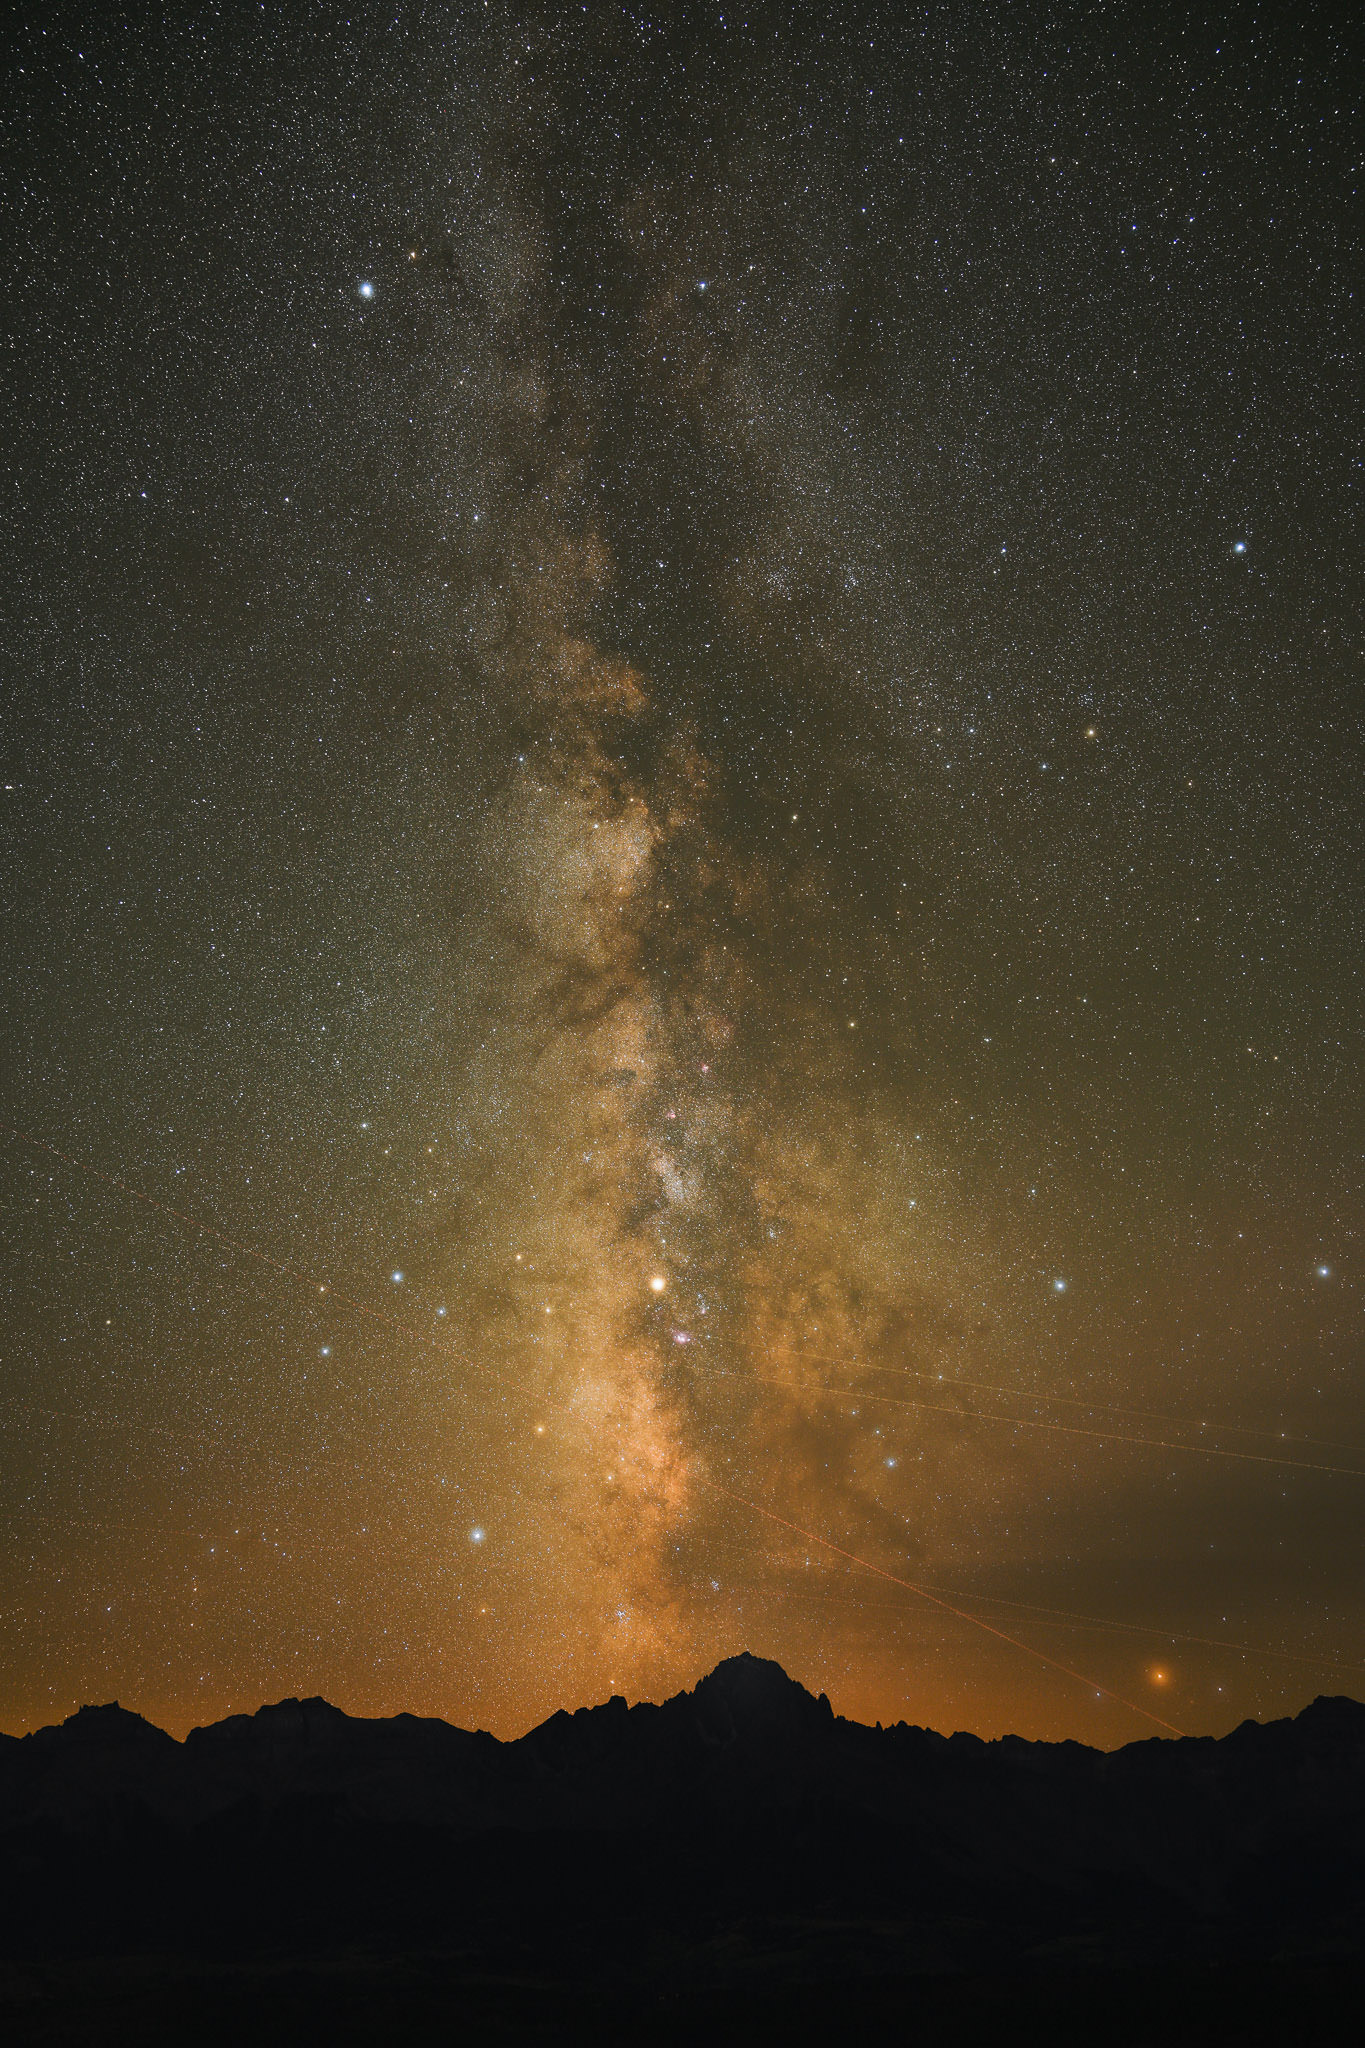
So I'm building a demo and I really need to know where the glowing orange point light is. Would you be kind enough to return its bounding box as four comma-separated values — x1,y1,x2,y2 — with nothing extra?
649,1274,667,1293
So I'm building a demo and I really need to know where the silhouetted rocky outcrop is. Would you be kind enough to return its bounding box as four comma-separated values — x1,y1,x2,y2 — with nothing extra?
2,1654,1364,1985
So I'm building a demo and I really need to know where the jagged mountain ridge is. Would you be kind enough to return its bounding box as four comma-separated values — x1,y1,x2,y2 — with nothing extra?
3,1654,1365,1966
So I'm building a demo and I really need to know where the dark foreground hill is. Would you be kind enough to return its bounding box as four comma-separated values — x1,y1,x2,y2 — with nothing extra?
3,1653,1364,2044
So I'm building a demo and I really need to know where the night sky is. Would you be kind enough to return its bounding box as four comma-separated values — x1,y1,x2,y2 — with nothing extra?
3,3,1361,1746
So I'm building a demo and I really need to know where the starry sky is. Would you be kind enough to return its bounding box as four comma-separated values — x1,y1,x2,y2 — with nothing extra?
2,3,1361,1746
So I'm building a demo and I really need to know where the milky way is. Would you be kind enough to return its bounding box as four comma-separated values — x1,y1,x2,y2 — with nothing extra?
3,6,1361,1742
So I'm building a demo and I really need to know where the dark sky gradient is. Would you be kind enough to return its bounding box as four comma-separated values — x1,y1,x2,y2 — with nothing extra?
2,2,1361,1744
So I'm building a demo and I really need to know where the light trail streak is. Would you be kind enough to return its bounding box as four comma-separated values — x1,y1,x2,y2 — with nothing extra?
703,1477,1187,1736
12,1117,1350,1483
670,1352,1365,1482
811,1353,1365,1460
746,1554,1365,1677
811,1380,1365,1481
2,1117,1350,1729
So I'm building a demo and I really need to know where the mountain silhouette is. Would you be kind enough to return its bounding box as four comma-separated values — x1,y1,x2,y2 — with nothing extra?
3,1656,1364,2043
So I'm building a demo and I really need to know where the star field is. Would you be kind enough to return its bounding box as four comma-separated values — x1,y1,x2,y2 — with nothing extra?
1,3,1361,1743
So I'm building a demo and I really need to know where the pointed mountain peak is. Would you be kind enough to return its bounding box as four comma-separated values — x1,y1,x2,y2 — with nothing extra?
700,1650,805,1694
692,1652,833,1732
